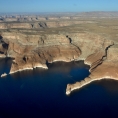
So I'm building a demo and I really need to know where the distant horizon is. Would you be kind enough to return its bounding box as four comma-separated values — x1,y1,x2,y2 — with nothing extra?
0,11,118,15
1,11,118,13
0,0,118,13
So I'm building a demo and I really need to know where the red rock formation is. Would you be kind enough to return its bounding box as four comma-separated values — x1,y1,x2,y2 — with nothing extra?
66,39,114,95
0,31,113,78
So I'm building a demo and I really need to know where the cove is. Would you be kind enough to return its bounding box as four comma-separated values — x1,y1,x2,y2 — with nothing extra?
0,61,118,118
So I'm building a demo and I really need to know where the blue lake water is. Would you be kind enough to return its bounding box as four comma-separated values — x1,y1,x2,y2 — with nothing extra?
0,60,118,118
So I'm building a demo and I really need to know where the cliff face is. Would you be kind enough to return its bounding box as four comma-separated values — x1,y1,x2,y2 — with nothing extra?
67,33,113,60
66,37,115,95
0,30,113,77
0,32,82,74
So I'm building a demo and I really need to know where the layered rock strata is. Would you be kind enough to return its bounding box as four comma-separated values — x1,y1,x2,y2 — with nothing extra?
0,32,82,75
0,21,94,29
0,30,113,79
66,41,115,95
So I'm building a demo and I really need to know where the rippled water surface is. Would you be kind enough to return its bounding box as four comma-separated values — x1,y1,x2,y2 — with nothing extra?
0,60,118,118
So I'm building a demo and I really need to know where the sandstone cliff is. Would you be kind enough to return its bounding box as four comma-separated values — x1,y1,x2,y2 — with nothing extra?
66,36,115,95
0,30,113,78
0,32,82,74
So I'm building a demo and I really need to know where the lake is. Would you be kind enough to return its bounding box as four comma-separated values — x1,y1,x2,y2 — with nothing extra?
0,60,118,118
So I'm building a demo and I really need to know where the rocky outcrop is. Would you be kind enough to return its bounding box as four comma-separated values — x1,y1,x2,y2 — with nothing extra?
1,73,7,77
0,30,113,80
9,44,81,74
67,32,113,59
66,61,118,95
0,32,81,75
66,39,114,95
0,30,115,91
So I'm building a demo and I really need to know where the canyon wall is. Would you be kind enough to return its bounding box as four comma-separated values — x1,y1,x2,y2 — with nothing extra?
0,30,113,78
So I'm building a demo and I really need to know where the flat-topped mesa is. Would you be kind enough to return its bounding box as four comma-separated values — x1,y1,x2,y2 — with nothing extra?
0,20,95,29
0,23,32,29
46,21,91,28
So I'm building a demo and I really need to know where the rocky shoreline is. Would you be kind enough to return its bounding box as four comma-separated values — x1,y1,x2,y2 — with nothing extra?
0,58,79,77
66,77,116,95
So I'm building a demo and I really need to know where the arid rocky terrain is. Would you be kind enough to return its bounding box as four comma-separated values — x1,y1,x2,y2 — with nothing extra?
0,12,118,94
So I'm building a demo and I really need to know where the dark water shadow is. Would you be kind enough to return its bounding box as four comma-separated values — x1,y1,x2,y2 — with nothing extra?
0,60,91,118
0,57,13,76
1,60,118,117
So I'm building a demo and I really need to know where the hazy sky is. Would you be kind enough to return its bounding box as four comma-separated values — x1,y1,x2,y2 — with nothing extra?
0,0,118,13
